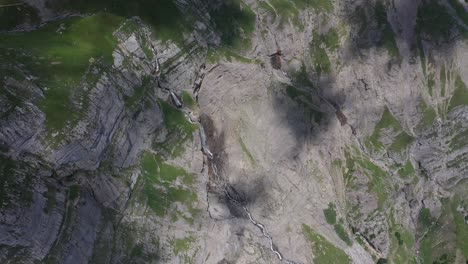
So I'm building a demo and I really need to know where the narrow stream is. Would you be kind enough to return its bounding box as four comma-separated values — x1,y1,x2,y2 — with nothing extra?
150,42,299,263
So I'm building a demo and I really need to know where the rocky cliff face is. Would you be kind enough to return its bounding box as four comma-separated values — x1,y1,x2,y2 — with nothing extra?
0,0,467,263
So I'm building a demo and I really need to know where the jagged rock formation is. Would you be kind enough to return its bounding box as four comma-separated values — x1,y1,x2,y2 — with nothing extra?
0,0,467,263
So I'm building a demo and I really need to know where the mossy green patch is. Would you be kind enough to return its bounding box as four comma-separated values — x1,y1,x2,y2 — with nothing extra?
333,224,352,246
416,203,460,264
170,235,196,255
292,63,314,87
0,156,17,208
52,0,186,44
0,155,34,209
449,128,468,151
389,132,414,153
269,0,302,29
207,48,261,64
321,28,340,51
343,148,391,210
418,207,433,230
155,100,198,158
448,75,468,112
356,158,390,209
440,66,446,97
124,76,152,109
427,72,435,96
302,224,351,264
451,196,468,258
68,184,80,201
285,85,324,123
388,217,416,264
310,32,332,76
296,0,333,12
181,91,196,110
210,0,256,50
44,184,57,214
416,0,456,42
416,99,437,129
238,136,255,165
375,2,400,60
140,152,197,218
323,202,337,224
367,107,413,153
0,13,123,133
258,1,277,22
398,160,415,178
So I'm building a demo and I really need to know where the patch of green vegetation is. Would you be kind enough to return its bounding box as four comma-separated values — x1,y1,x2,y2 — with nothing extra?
416,194,468,263
238,136,255,165
333,224,352,246
140,152,197,218
0,13,123,133
268,0,302,29
417,204,458,264
310,32,332,76
418,36,427,76
398,160,415,178
292,63,314,87
389,132,414,153
130,244,144,258
375,2,400,60
0,156,16,208
448,75,468,112
388,221,416,264
440,66,446,97
52,0,186,44
181,91,196,109
302,224,351,264
140,35,154,60
210,0,256,50
416,0,456,41
295,0,333,12
449,128,468,151
258,1,277,23
155,100,198,158
0,155,34,209
286,85,308,100
342,149,356,186
343,147,391,209
223,49,261,64
451,196,468,258
285,84,324,123
207,48,261,64
427,72,435,96
356,157,390,209
322,28,340,51
323,202,337,224
418,208,433,229
170,235,196,255
44,185,57,214
0,2,40,31
367,107,413,153
417,99,437,129
68,184,80,201
124,76,152,109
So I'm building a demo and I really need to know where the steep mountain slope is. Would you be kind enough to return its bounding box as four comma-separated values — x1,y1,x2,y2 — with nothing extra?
0,0,467,263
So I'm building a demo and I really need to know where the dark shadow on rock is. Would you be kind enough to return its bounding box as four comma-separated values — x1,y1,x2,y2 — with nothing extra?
270,79,351,155
339,0,467,66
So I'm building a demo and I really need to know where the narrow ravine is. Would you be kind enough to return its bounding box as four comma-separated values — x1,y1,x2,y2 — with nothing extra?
189,67,300,264
149,44,300,262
